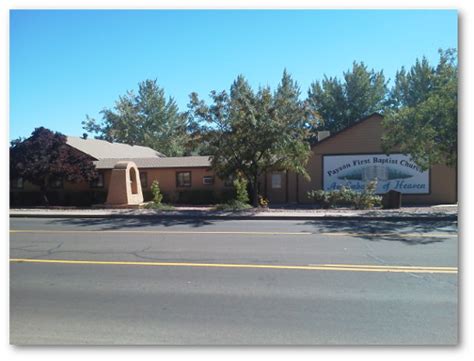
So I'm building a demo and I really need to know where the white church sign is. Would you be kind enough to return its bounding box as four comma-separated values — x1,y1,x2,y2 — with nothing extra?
323,154,430,194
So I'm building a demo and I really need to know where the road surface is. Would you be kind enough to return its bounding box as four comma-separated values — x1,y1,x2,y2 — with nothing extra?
10,217,458,345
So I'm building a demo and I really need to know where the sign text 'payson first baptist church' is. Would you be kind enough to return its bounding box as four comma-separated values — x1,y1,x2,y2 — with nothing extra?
323,154,430,194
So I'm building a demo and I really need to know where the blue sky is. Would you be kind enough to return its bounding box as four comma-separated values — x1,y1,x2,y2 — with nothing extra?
9,9,458,140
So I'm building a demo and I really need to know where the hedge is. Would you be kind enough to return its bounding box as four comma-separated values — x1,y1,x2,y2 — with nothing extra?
11,188,235,207
10,191,107,207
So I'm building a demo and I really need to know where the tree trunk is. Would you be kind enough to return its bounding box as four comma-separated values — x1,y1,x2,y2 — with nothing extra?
251,174,259,207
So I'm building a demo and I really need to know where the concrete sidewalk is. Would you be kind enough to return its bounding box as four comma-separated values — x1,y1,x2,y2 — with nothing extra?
9,205,458,221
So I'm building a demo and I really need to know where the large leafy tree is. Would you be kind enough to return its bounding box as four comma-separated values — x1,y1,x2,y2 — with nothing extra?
189,70,314,206
10,127,98,205
83,79,189,156
382,49,457,169
307,62,387,133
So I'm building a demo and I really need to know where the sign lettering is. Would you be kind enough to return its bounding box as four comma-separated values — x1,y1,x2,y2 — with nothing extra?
323,154,429,194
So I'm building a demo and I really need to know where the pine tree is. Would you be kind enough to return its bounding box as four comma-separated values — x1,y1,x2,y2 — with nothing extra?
307,62,387,133
82,79,189,156
382,49,457,169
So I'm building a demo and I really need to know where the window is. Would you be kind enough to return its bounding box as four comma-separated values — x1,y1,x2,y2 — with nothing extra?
176,171,191,187
90,173,104,188
271,173,282,189
140,172,148,189
224,175,234,187
11,177,24,190
49,177,63,189
203,176,214,185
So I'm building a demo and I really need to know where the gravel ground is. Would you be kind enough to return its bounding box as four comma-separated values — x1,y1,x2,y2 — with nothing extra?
9,204,458,218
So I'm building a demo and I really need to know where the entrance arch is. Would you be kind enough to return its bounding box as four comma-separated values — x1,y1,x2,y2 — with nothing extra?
105,161,144,206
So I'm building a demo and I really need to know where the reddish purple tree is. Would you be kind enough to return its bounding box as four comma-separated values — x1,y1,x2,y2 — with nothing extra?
10,127,98,205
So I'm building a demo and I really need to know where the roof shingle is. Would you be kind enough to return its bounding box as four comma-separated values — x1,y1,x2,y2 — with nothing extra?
66,136,165,159
93,156,212,169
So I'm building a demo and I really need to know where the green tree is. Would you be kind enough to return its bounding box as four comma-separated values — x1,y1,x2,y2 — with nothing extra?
382,49,457,169
307,62,387,133
83,79,189,156
189,70,313,206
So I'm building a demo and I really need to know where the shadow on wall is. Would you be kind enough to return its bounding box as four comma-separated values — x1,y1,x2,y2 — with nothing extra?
10,188,236,207
299,219,457,246
10,191,108,207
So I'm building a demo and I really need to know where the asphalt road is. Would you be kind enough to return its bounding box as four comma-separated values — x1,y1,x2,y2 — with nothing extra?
10,217,458,345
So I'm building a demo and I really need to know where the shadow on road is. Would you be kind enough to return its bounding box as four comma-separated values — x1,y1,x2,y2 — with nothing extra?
46,217,216,230
300,219,458,245
44,217,458,245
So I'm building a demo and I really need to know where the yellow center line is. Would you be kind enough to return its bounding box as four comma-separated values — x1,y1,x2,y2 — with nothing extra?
9,258,458,274
9,229,457,238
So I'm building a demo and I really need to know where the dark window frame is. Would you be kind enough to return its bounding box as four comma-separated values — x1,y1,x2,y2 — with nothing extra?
139,171,148,189
176,171,192,188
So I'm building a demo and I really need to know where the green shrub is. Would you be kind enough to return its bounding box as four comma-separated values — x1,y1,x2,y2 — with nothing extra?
307,181,381,209
334,186,357,205
213,175,252,210
307,189,335,209
233,176,249,204
352,180,382,209
150,180,163,205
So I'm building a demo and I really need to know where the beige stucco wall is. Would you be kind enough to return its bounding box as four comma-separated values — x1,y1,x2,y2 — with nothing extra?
13,167,225,191
138,167,227,199
94,167,229,202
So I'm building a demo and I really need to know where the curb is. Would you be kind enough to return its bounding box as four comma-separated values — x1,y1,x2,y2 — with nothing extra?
9,212,458,222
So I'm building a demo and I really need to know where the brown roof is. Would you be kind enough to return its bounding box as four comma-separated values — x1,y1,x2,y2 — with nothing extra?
67,136,165,159
94,156,212,169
